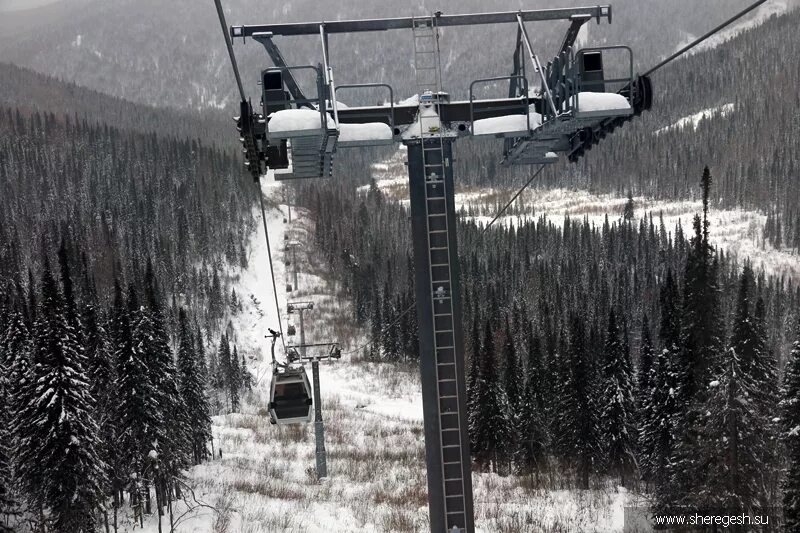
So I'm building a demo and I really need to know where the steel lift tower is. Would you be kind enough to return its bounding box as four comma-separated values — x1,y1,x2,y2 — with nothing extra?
213,1,767,531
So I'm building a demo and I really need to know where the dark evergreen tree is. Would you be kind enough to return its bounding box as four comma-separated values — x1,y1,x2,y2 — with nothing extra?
466,317,481,452
230,344,241,412
782,319,800,531
516,332,547,475
240,350,252,392
636,314,655,413
502,318,523,421
559,317,601,489
13,257,106,532
599,309,637,487
217,334,232,408
115,285,157,521
82,289,116,531
684,347,773,516
0,310,20,531
641,270,681,490
177,308,212,465
469,320,514,473
623,190,635,221
677,168,724,406
139,261,186,514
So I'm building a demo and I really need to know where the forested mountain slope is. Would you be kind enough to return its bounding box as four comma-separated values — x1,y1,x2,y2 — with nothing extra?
0,0,786,110
0,103,255,330
0,62,233,148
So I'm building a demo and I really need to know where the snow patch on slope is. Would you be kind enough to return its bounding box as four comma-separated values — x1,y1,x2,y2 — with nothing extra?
464,187,800,280
655,103,735,135
675,0,788,55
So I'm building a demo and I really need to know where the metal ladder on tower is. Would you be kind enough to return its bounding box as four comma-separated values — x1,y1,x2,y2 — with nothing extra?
413,15,470,533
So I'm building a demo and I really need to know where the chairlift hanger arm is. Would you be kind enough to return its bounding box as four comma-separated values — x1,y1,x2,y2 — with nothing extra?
252,34,311,107
286,342,342,362
231,6,611,37
559,14,593,56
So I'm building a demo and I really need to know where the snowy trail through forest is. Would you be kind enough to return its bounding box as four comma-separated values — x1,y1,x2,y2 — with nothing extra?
121,176,636,533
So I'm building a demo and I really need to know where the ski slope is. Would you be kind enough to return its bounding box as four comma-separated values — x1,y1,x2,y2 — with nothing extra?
654,103,735,135
121,177,636,533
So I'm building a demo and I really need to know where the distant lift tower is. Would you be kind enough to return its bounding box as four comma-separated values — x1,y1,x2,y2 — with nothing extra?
226,5,654,532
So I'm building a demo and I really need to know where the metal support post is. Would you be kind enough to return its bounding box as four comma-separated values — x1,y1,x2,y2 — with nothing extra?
406,137,474,533
288,301,327,478
311,358,327,477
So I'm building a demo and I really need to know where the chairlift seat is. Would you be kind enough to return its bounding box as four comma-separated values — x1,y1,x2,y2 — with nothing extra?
337,122,396,147
268,366,313,425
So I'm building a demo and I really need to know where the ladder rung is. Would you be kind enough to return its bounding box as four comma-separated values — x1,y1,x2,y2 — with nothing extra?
446,493,464,498
444,477,463,482
442,444,460,448
438,362,456,366
434,313,452,317
439,378,457,383
440,395,458,399
430,246,448,250
443,461,461,466
436,345,454,349
434,329,454,334
428,197,445,202
429,229,448,234
447,511,466,516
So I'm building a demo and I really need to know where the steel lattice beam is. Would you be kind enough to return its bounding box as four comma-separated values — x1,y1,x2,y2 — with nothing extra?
231,6,611,37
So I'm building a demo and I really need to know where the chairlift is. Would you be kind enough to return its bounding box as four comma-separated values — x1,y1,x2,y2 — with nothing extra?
266,329,313,425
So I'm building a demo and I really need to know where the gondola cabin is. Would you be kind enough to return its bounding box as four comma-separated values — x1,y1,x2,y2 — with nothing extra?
268,366,313,425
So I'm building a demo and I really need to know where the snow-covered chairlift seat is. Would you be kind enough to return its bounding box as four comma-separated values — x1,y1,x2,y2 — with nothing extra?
334,83,397,147
469,75,538,139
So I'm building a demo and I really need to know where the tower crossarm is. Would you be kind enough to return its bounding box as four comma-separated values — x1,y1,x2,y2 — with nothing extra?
230,6,611,38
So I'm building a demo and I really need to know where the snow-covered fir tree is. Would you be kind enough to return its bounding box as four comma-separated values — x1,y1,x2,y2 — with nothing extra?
13,255,106,532
177,308,212,465
140,260,187,505
115,285,159,522
559,317,602,489
640,269,681,491
502,318,523,427
230,344,241,412
516,331,547,475
466,317,481,452
782,319,800,531
469,320,514,473
599,309,637,487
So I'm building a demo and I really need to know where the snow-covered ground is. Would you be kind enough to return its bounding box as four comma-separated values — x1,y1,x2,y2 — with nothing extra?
463,187,800,280
362,150,800,281
120,175,638,532
654,103,735,135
